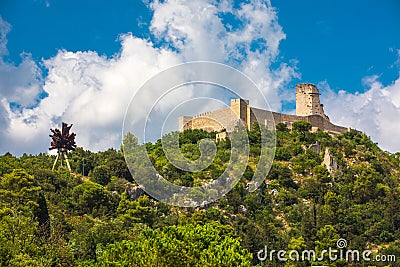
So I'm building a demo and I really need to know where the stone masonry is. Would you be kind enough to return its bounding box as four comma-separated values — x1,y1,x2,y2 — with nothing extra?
179,83,350,135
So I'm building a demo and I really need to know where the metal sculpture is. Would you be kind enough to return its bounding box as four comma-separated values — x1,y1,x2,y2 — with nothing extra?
49,122,76,171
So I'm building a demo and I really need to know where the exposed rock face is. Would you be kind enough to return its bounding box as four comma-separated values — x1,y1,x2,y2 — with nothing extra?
323,147,341,174
308,141,321,154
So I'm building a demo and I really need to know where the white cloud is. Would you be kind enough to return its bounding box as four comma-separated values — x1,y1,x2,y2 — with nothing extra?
0,17,11,56
149,0,297,108
320,70,400,152
0,54,42,107
1,2,400,155
0,1,297,155
1,36,181,154
0,17,44,153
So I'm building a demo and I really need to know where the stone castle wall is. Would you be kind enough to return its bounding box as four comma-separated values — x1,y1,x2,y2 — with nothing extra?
179,83,349,135
179,106,245,133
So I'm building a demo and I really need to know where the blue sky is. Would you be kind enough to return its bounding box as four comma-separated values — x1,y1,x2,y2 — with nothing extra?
1,0,152,62
2,0,399,92
0,0,399,154
274,0,400,93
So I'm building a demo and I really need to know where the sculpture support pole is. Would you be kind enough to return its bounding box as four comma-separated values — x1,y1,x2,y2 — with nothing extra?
60,151,64,167
51,149,71,172
63,151,72,172
52,153,59,171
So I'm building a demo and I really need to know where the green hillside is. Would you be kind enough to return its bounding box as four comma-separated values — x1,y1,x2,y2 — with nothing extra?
0,122,399,266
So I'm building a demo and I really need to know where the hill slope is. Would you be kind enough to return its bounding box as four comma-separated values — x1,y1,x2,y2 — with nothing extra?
0,122,399,266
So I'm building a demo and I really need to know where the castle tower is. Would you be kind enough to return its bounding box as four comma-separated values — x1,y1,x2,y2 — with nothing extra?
230,99,250,130
295,83,329,120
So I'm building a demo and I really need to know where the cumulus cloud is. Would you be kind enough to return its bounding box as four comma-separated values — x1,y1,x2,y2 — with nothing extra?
0,17,43,153
2,1,400,155
2,1,400,156
149,0,297,107
1,36,180,154
320,68,400,152
0,0,297,155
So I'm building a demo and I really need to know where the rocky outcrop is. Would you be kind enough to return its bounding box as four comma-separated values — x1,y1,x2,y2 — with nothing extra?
323,148,341,174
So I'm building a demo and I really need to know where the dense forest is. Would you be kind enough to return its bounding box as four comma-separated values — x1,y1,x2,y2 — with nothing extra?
1,121,399,266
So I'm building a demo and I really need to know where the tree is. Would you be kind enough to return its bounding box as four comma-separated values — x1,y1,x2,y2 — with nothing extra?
267,162,298,189
70,182,111,216
121,132,138,152
313,225,342,266
105,159,132,182
275,147,292,161
0,153,21,176
351,164,383,204
117,195,156,227
313,165,331,184
67,215,134,262
276,122,289,132
0,169,50,265
0,169,49,231
292,121,312,141
90,165,111,186
89,222,252,267
291,150,322,175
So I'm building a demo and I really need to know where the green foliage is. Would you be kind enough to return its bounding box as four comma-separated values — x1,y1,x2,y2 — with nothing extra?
70,182,113,216
0,152,21,176
117,195,156,227
276,122,289,132
0,169,55,266
122,131,138,151
268,162,298,189
90,165,112,185
292,121,312,141
291,149,322,175
0,169,41,207
67,215,136,262
1,125,400,266
275,147,292,161
91,222,252,267
178,129,216,145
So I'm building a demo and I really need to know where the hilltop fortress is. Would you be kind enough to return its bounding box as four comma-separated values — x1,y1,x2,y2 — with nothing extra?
179,83,349,137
